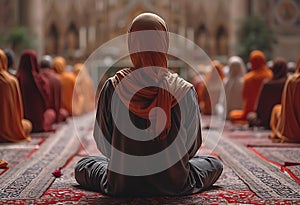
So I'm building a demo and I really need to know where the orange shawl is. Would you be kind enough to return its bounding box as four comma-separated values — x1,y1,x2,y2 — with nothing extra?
230,50,273,121
0,49,31,142
72,63,95,116
52,57,76,115
110,13,192,140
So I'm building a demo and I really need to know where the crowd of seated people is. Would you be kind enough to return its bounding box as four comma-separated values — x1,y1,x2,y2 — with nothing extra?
196,50,299,143
0,48,95,143
1,46,299,170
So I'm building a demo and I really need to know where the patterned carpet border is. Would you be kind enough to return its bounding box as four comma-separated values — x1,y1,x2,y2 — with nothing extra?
250,147,300,184
0,113,94,199
205,130,300,199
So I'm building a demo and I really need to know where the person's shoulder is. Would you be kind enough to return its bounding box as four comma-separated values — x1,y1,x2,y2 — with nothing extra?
99,79,115,97
5,72,18,85
168,71,193,86
287,74,300,86
110,67,132,80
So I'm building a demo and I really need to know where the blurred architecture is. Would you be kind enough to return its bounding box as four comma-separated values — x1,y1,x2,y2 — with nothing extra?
0,0,300,61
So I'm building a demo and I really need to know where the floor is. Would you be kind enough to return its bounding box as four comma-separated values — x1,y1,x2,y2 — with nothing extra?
0,114,300,204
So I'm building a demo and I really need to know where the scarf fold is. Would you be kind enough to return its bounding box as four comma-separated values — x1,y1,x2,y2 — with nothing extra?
110,67,192,140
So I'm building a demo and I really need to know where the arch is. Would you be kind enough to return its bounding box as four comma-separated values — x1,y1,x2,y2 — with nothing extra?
195,24,209,54
46,23,59,54
215,26,228,56
65,22,79,51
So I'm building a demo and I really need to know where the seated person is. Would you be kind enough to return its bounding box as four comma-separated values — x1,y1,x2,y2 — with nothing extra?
0,49,32,142
229,50,273,124
72,63,95,116
269,56,300,143
52,57,76,116
74,13,223,197
218,56,246,119
4,49,16,76
199,60,224,115
16,50,56,132
40,55,68,122
248,57,288,128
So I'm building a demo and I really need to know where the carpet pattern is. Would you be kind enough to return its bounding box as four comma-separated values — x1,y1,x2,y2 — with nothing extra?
0,113,94,199
223,129,300,147
251,147,300,184
41,156,267,204
206,131,300,199
1,113,300,204
0,139,42,172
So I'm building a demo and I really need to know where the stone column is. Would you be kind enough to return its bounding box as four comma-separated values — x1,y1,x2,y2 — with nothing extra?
228,0,247,56
19,0,44,58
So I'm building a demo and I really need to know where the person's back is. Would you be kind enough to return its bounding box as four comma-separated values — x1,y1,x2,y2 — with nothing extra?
96,78,202,195
249,57,288,128
75,13,223,197
72,63,95,116
0,49,32,142
52,56,75,116
269,56,300,142
230,50,273,122
200,60,224,115
16,50,54,132
222,56,246,118
40,55,66,122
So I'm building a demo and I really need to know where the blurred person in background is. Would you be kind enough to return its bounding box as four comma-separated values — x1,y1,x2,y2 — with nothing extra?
72,63,95,116
269,56,300,143
229,50,273,124
217,56,246,119
52,56,76,116
0,49,32,142
16,50,56,132
248,57,288,129
40,55,68,122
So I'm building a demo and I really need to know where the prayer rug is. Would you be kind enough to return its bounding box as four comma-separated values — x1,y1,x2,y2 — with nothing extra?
0,113,94,199
250,147,300,184
0,137,45,175
35,155,265,204
206,131,300,199
2,157,298,204
223,129,300,147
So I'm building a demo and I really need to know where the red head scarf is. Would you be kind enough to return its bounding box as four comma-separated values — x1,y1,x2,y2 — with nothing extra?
16,50,51,107
16,50,51,131
110,13,192,140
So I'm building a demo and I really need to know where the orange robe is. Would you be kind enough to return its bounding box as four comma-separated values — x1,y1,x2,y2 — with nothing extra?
72,63,95,116
269,57,300,142
52,57,76,115
0,49,32,142
230,50,273,123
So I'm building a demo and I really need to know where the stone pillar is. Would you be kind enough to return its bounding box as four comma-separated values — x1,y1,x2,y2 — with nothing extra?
19,0,44,58
209,34,216,58
228,0,247,56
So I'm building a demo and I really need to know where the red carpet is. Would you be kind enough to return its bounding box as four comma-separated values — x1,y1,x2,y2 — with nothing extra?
1,115,300,204
1,188,298,204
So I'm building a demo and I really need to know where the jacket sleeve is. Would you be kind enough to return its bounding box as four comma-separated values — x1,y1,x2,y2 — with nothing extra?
183,87,202,158
93,80,114,158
